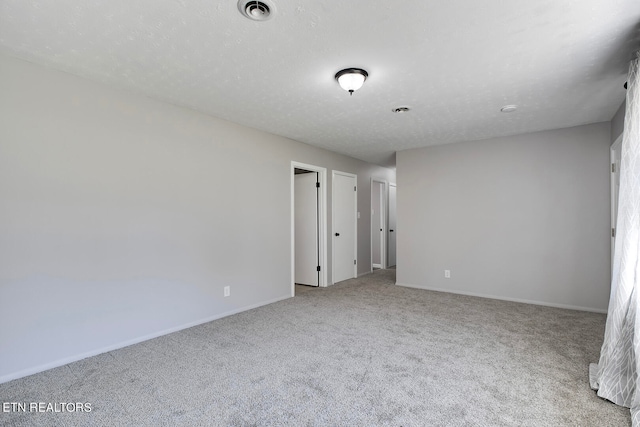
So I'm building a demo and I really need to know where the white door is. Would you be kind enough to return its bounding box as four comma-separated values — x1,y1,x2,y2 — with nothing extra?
371,180,385,269
295,172,319,286
388,183,397,267
333,171,357,283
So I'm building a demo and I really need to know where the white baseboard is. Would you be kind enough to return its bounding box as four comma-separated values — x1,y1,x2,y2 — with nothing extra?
358,270,374,278
395,282,607,314
0,294,292,385
372,263,382,269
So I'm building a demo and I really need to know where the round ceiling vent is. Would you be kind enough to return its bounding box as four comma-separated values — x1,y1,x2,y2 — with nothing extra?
392,106,411,113
500,104,517,113
238,0,274,21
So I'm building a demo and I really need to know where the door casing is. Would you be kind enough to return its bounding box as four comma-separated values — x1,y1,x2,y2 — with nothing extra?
610,134,622,274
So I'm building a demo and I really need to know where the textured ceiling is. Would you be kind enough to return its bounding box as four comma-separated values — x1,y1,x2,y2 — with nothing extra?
1,0,639,167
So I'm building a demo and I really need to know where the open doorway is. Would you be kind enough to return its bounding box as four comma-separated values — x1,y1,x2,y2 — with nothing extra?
371,178,387,271
294,169,319,287
291,162,327,297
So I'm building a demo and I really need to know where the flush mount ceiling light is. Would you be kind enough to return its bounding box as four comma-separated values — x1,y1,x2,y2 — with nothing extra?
238,0,274,21
335,68,368,96
500,104,518,113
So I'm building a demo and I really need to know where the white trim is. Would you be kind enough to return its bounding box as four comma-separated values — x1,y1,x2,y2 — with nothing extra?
291,162,328,295
0,294,291,385
358,270,374,278
610,134,623,274
372,263,382,269
332,170,358,284
395,282,607,314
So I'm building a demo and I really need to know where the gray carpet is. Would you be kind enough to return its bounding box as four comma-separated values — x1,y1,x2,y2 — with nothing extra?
0,269,631,426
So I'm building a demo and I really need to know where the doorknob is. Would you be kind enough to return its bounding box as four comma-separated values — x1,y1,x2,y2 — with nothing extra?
335,233,340,236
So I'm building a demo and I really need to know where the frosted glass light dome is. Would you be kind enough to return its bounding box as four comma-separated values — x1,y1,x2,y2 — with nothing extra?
335,68,368,95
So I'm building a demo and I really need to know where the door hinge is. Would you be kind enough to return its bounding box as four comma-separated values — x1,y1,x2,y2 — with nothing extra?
317,265,321,272
612,228,616,238
354,259,357,265
354,186,357,191
612,163,616,173
316,182,320,188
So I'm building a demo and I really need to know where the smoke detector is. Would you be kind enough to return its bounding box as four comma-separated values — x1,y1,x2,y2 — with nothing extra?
238,0,274,21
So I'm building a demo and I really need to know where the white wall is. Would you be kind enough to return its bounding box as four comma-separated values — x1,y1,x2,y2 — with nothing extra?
0,54,394,382
611,101,626,143
396,123,611,312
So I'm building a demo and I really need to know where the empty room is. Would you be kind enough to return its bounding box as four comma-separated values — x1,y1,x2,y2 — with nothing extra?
2,0,640,425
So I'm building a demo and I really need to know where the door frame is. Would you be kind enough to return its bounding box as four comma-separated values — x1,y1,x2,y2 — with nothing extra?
332,170,358,284
610,134,623,272
370,178,388,271
291,162,328,296
388,182,397,268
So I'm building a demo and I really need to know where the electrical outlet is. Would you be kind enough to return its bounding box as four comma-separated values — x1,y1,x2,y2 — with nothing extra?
224,286,230,297
444,270,451,279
